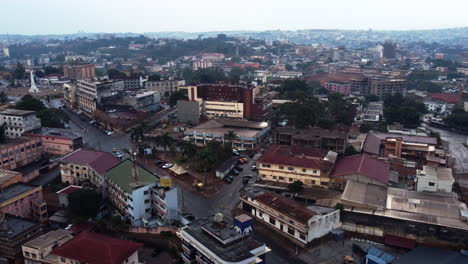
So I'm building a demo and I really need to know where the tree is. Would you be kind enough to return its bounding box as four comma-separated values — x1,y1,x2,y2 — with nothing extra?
344,145,359,156
0,123,6,144
15,94,45,112
223,130,239,147
285,64,293,71
12,63,26,80
365,94,380,104
288,181,304,193
44,66,62,75
36,109,70,128
148,74,161,81
359,123,371,133
0,92,7,103
107,69,127,79
155,132,174,151
169,90,188,107
195,148,216,186
68,189,100,219
177,141,198,161
383,94,426,128
229,67,245,83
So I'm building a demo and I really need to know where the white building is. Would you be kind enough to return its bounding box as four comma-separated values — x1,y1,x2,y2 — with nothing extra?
124,91,161,112
76,79,124,117
241,191,341,245
0,109,41,138
416,166,454,193
424,101,447,114
192,60,213,70
145,78,185,96
151,176,179,223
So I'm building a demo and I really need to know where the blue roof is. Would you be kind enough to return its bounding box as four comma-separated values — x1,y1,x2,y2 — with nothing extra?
366,246,395,264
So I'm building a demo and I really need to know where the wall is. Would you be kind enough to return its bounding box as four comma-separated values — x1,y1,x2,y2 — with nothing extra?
257,162,328,187
129,184,154,226
307,210,341,241
416,176,452,193
0,186,43,219
0,138,43,170
128,226,177,235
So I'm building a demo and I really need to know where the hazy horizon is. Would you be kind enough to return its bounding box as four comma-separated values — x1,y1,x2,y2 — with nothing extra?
3,0,468,35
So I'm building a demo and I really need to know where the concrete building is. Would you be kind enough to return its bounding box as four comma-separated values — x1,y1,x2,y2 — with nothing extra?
62,83,77,109
362,102,383,122
76,79,124,117
22,229,74,264
23,128,83,156
0,213,43,262
0,109,41,138
145,79,185,96
273,126,348,154
123,91,160,112
424,101,447,114
257,145,337,187
201,53,225,61
324,81,351,95
383,41,397,59
176,100,200,125
56,185,83,208
192,60,213,70
241,191,340,245
184,119,270,149
0,169,22,189
0,137,43,170
105,160,157,226
416,166,454,193
369,79,407,99
60,149,121,189
179,214,271,264
63,63,95,79
151,176,179,223
0,183,47,221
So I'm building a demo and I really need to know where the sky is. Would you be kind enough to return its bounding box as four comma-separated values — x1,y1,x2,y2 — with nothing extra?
3,0,467,35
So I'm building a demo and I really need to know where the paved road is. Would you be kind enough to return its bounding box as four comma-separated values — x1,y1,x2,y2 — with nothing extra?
428,126,468,173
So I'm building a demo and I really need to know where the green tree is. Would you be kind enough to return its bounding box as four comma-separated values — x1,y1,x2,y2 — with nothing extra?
288,181,304,193
384,94,426,128
223,130,239,147
169,90,188,107
359,123,371,133
12,63,26,80
155,132,174,151
285,64,293,71
15,94,46,112
36,109,70,128
68,189,100,219
0,123,6,144
148,74,161,81
344,145,359,156
229,67,245,83
107,69,127,79
0,92,7,103
44,66,62,75
177,141,198,161
365,94,380,104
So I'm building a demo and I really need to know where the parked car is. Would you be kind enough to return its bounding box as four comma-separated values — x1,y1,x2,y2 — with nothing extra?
224,175,233,184
161,163,173,169
115,152,123,159
235,165,243,171
251,165,257,171
238,158,246,164
155,160,165,166
89,120,96,124
231,169,240,175
105,130,114,136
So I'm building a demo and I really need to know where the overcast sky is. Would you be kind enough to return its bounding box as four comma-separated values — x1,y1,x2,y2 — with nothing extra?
3,0,467,35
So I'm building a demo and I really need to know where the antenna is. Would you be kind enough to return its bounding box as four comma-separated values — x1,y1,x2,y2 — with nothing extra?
130,151,142,188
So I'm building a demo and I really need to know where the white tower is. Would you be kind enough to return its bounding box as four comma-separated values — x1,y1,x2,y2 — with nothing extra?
29,70,39,93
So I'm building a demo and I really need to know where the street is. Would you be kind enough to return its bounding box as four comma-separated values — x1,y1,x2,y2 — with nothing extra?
428,126,468,173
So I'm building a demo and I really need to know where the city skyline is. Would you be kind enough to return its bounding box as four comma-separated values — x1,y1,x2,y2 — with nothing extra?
3,0,468,35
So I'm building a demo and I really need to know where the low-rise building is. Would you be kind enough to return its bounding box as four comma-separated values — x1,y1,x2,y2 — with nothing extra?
145,79,185,96
256,145,337,187
56,185,83,208
416,166,454,193
184,119,270,149
0,109,41,138
0,213,43,262
23,127,83,156
0,183,47,221
241,191,340,245
179,214,271,264
0,169,22,188
192,60,213,70
151,176,179,223
0,137,43,170
123,91,160,112
362,102,383,122
369,79,407,99
22,229,74,264
60,149,121,189
324,81,351,95
76,79,125,117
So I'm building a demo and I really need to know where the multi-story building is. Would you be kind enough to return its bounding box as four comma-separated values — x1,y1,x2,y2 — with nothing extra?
0,109,41,138
273,126,348,154
123,91,160,112
76,79,124,117
256,145,337,187
0,137,43,170
105,160,157,226
179,84,269,121
362,102,383,122
0,182,47,221
0,213,43,262
145,78,185,96
192,60,213,70
369,79,407,99
416,166,454,193
201,53,225,61
240,191,340,245
22,230,142,264
115,77,145,89
383,41,397,59
60,149,120,189
63,63,95,79
0,169,22,188
179,214,271,264
23,128,83,156
22,229,74,264
151,176,179,223
62,83,77,109
324,81,351,95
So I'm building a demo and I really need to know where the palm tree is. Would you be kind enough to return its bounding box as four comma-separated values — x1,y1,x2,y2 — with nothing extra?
177,141,198,160
223,130,239,147
155,132,174,151
196,149,216,186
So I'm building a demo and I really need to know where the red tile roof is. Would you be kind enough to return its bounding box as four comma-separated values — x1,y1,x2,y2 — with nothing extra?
257,145,332,171
56,185,82,195
61,149,121,175
430,93,462,104
51,231,143,264
70,222,97,235
362,133,438,156
255,192,315,224
330,155,390,184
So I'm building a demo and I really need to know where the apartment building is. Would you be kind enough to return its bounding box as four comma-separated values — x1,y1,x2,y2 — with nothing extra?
256,145,337,187
0,182,47,221
0,109,41,138
192,60,213,70
63,63,95,79
273,126,348,154
76,79,124,117
362,102,383,122
0,213,43,262
416,166,454,193
60,149,120,189
0,169,22,188
123,91,160,112
22,229,74,264
0,137,43,170
179,214,270,264
241,191,340,245
324,81,351,95
23,128,83,156
145,79,185,96
151,176,179,223
105,160,157,226
369,79,407,99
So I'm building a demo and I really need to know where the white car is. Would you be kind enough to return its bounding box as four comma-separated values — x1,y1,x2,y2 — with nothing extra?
161,163,173,169
115,152,123,159
105,130,114,136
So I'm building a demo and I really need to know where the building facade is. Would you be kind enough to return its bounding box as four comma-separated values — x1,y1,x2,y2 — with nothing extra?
23,128,83,156
123,91,160,112
416,166,454,193
76,79,125,117
22,229,74,264
0,109,41,138
145,79,185,96
63,63,95,79
0,183,47,221
0,137,43,170
324,81,351,95
369,79,407,99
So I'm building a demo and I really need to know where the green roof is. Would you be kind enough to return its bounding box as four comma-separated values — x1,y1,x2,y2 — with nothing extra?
105,160,158,193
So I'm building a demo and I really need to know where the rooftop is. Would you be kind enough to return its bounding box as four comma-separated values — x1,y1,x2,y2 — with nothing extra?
185,119,270,139
257,145,333,171
0,213,40,239
0,183,38,204
105,160,158,193
330,155,390,184
0,137,37,149
274,126,348,139
56,185,83,195
182,217,267,263
23,229,73,249
393,246,468,264
341,180,387,210
418,166,453,181
61,149,120,175
0,169,20,186
362,133,437,155
25,127,83,140
255,192,316,223
51,231,143,264
0,108,35,116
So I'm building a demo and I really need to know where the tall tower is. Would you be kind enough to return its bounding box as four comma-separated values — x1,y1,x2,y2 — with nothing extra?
29,71,39,93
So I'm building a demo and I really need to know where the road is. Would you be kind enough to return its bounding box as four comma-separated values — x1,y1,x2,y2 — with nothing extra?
428,126,468,173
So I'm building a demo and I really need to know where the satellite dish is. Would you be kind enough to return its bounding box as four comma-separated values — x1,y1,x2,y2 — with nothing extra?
214,213,223,223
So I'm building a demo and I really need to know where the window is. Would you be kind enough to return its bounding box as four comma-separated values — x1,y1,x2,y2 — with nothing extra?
31,253,37,259
313,170,318,174
272,176,277,180
279,166,284,170
144,199,150,204
320,181,328,186
24,252,30,257
302,168,306,172
145,208,150,213
279,176,284,181
288,227,295,235
429,182,435,186
259,212,263,217
299,233,306,240
269,218,276,225
288,167,294,171
144,190,149,195
289,178,293,182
